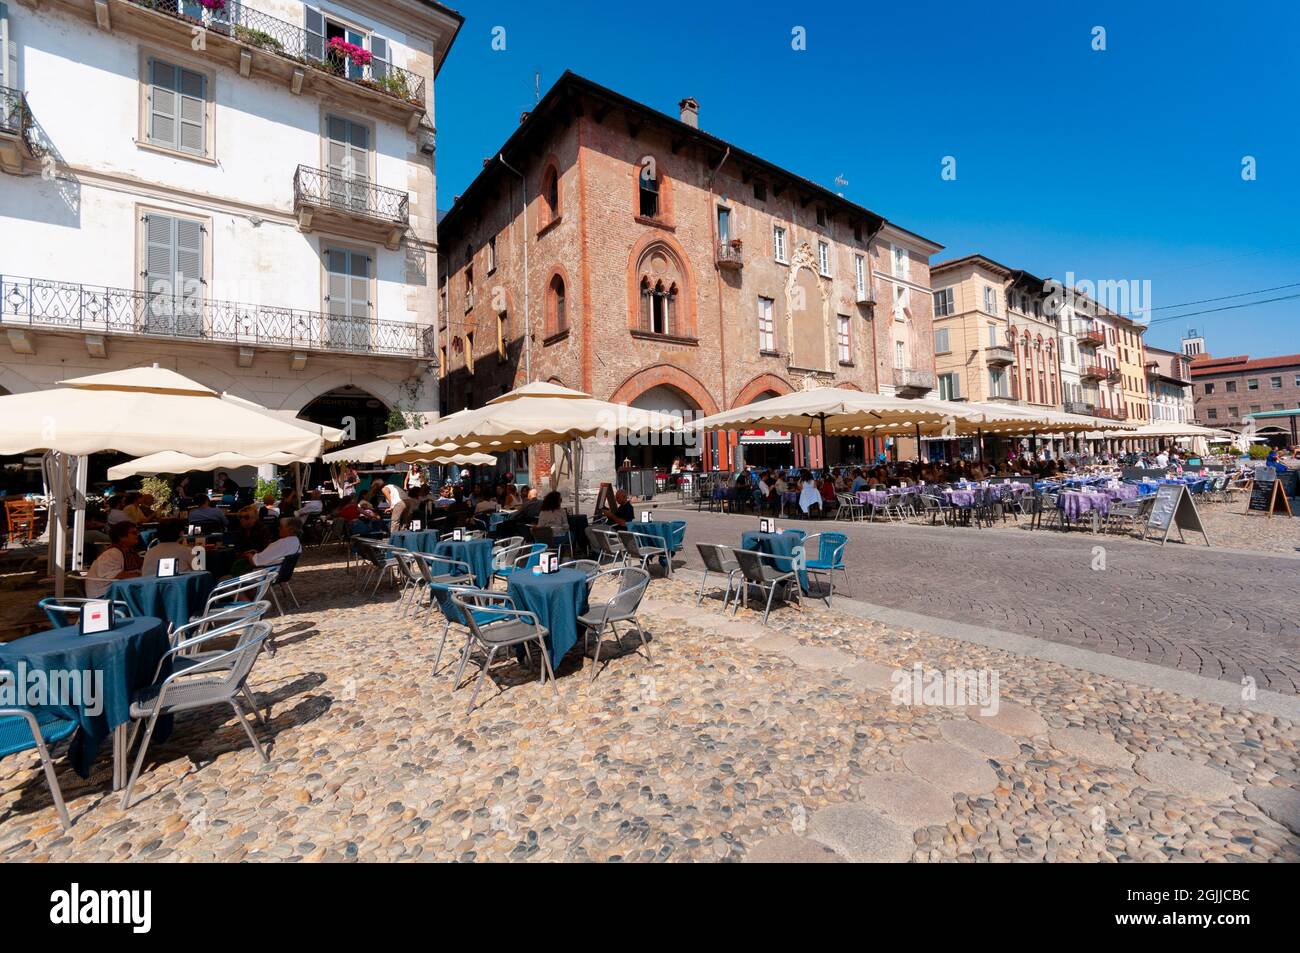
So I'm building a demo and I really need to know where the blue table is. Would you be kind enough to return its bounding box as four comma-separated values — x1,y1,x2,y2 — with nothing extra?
741,530,810,591
507,568,590,669
108,572,214,632
0,616,171,778
427,538,496,622
389,529,441,554
630,519,686,554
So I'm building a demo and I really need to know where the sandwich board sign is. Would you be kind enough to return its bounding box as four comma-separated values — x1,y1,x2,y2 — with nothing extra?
1248,472,1292,517
1141,484,1210,546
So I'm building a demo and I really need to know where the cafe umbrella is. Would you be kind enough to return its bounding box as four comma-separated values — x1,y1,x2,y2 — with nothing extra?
0,365,328,594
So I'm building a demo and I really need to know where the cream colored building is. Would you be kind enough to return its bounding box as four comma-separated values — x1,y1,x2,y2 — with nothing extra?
0,0,460,438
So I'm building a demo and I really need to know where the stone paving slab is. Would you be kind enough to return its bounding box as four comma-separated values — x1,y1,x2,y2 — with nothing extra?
807,803,914,862
743,834,846,863
782,644,854,670
900,741,999,795
854,773,956,828
1049,728,1136,769
964,702,1049,738
941,719,1022,760
1244,786,1300,835
840,660,898,692
1135,752,1242,802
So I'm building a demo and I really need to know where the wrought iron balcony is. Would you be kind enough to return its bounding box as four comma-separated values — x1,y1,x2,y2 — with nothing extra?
108,0,426,109
0,274,432,359
1077,329,1106,348
1062,399,1094,416
0,86,35,174
715,240,743,270
293,166,410,248
892,367,935,393
1092,407,1128,421
1080,363,1119,382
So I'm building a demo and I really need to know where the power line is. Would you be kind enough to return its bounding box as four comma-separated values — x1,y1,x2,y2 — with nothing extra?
1145,293,1300,326
1141,281,1300,314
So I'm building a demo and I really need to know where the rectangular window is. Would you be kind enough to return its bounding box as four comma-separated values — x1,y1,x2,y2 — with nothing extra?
818,240,831,277
324,245,372,350
988,368,1007,398
487,236,497,274
983,285,997,315
757,296,775,352
717,206,730,243
854,255,866,297
773,225,787,264
141,210,205,334
933,287,954,317
497,311,507,360
1270,375,1282,388
753,181,766,201
892,244,908,279
837,314,851,363
893,285,907,321
894,340,906,369
934,327,950,354
1227,405,1238,418
325,114,371,210
147,58,207,156
987,324,999,348
1226,380,1236,392
938,372,959,401
0,1,15,91
305,7,392,82
639,167,659,217
1247,378,1258,390
1207,408,1217,420
816,207,827,227
1203,382,1214,393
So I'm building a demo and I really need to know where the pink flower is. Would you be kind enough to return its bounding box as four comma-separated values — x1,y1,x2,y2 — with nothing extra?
327,36,372,67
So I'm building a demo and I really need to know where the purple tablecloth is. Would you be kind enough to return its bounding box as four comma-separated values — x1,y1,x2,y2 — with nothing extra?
1059,491,1111,522
943,489,978,507
857,491,890,506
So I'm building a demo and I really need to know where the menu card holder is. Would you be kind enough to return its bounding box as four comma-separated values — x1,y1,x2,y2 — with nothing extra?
157,557,177,578
539,552,558,574
80,599,113,635
759,517,775,534
409,519,422,532
640,511,652,523
452,527,465,542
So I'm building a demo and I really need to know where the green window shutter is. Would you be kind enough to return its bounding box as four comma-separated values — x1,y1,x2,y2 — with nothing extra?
149,59,179,149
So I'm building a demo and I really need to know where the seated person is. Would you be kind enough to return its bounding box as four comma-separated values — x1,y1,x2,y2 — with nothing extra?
86,521,143,597
536,491,570,537
106,494,130,525
141,519,194,576
601,489,635,527
185,494,227,532
230,517,303,577
515,487,543,523
258,493,280,520
850,469,869,493
216,471,241,501
233,505,272,552
474,492,499,516
123,491,155,524
295,490,324,519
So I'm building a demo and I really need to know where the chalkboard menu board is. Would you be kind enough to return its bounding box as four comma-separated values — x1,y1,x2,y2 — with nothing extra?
1142,484,1210,545
1248,473,1294,517
1280,470,1300,501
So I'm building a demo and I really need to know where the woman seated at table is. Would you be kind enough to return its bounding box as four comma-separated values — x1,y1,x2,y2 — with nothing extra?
797,470,822,516
105,494,129,525
86,521,143,597
258,493,280,520
141,519,194,576
123,491,154,524
233,505,272,552
343,497,384,536
818,475,838,512
474,491,499,517
536,491,570,539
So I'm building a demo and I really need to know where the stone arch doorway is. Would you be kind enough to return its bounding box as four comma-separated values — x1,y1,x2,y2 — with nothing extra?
733,388,794,471
615,383,702,473
301,385,392,447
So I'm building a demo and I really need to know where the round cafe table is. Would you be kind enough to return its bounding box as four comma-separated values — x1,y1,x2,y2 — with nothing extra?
506,568,590,670
1058,491,1111,525
389,529,441,554
740,530,810,591
627,519,686,563
108,571,214,632
434,537,494,588
0,616,172,780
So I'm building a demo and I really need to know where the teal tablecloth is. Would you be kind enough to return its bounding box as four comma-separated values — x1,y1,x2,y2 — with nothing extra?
630,519,686,553
0,616,171,777
741,530,810,591
428,538,497,623
507,568,590,668
390,529,441,554
108,572,214,631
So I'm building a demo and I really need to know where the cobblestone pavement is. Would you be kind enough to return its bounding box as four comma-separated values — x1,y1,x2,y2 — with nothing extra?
1,559,1296,862
661,504,1300,695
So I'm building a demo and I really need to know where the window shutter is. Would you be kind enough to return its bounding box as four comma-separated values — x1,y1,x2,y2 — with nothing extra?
304,6,324,61
177,67,205,155
1,3,16,93
143,213,175,294
370,34,389,81
149,60,179,149
951,374,961,400
175,217,204,290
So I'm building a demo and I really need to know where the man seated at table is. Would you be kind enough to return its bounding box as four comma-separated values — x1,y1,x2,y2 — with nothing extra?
141,518,194,576
232,505,272,552
229,517,303,576
515,487,543,523
86,521,143,597
186,494,226,532
601,489,635,527
295,490,324,519
850,468,869,493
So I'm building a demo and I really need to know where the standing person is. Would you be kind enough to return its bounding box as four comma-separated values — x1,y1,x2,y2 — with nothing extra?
404,465,425,492
382,479,409,527
86,521,143,597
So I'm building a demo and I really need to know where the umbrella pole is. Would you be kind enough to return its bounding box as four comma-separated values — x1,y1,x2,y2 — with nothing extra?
977,429,984,463
71,454,87,574
915,422,922,463
50,452,67,598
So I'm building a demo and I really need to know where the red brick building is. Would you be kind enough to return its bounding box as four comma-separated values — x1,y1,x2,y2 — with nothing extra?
436,72,942,484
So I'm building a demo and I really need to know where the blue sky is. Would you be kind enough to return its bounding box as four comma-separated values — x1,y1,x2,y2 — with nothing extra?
435,0,1299,357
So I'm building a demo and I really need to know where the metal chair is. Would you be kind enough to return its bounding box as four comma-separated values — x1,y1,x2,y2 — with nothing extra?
449,590,556,713
38,597,133,629
0,668,76,830
559,558,602,592
121,620,273,809
265,551,301,616
802,532,848,606
491,543,545,587
166,601,272,723
194,568,276,621
732,548,802,624
695,542,741,608
530,524,572,561
354,539,400,596
836,493,864,522
617,529,671,576
578,566,651,681
408,551,475,620
585,526,626,566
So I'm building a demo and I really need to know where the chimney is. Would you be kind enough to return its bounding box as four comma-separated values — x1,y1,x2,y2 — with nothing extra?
519,110,531,125
679,97,699,128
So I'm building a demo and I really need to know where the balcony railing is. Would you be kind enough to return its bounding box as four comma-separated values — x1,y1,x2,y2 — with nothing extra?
125,0,426,105
1077,329,1105,348
0,86,32,146
1062,400,1093,416
715,240,743,270
892,367,935,392
984,344,1015,365
1081,364,1119,382
293,166,409,224
1093,407,1128,421
0,274,431,358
